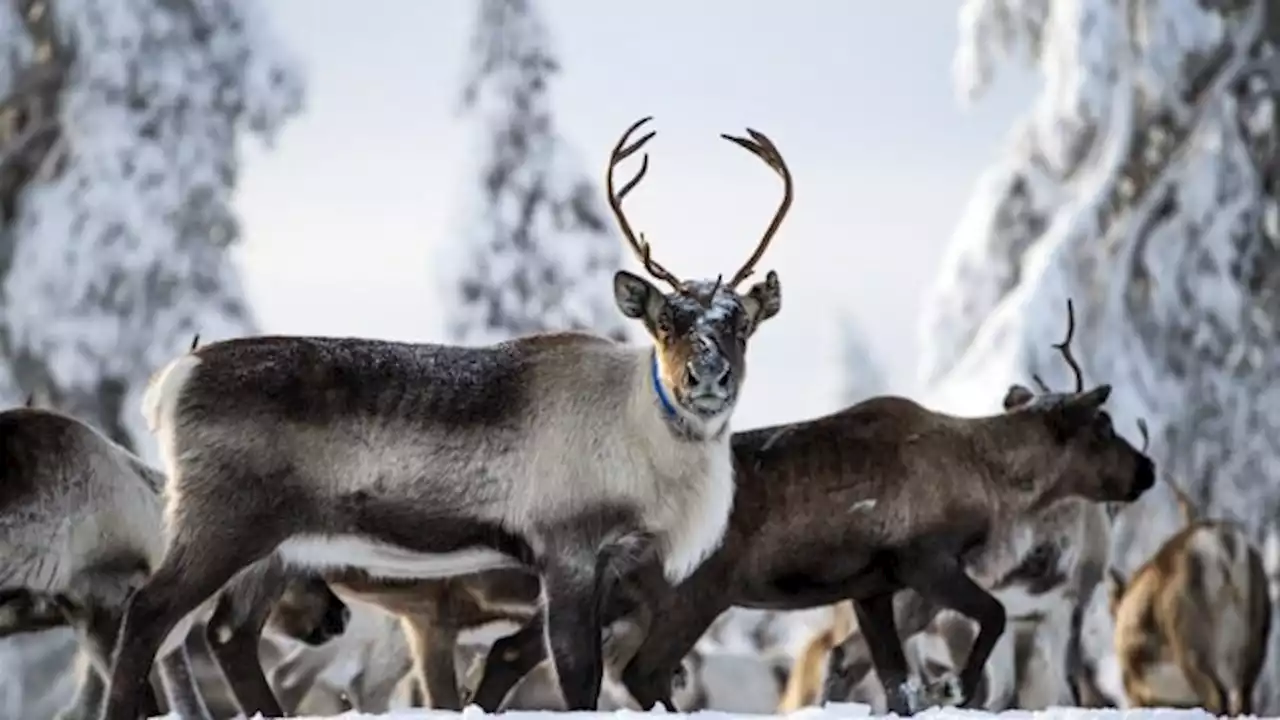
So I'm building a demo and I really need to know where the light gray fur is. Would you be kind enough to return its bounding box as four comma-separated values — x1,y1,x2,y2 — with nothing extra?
145,337,736,584
0,407,211,720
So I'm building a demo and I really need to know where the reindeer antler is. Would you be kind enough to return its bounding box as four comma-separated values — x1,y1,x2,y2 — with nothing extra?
720,128,793,289
190,333,201,351
606,116,683,292
1051,299,1085,392
1136,418,1150,453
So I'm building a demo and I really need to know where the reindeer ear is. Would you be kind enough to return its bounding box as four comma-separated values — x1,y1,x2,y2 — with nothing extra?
1003,384,1035,410
741,270,781,329
613,270,665,321
1068,385,1112,412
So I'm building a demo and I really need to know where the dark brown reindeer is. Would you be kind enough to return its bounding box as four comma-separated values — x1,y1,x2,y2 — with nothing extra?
0,404,348,720
468,300,1156,715
101,116,793,719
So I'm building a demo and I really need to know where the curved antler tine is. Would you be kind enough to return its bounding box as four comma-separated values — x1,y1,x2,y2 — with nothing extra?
1052,299,1085,393
190,333,201,352
607,116,683,292
721,128,793,289
1136,418,1150,453
1031,374,1052,393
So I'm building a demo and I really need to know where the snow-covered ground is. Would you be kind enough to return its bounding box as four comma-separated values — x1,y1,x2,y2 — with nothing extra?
188,705,1222,720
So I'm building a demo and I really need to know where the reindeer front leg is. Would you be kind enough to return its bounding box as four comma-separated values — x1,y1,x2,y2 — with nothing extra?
898,556,1007,710
850,593,924,715
540,547,605,710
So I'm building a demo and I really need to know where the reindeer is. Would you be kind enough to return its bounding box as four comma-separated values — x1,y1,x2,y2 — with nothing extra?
319,567,541,709
778,601,855,712
825,305,1121,713
0,404,349,720
1107,438,1271,715
467,299,1155,715
99,116,792,719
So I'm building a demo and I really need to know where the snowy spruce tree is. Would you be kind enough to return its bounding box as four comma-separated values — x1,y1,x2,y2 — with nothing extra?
0,0,302,452
924,0,1280,709
442,0,630,345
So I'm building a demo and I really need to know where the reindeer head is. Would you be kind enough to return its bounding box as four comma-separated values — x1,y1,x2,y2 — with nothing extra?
607,117,788,427
1000,300,1156,508
265,575,350,647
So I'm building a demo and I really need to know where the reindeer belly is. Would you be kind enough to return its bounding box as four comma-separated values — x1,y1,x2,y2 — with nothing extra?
1136,661,1199,706
277,536,521,580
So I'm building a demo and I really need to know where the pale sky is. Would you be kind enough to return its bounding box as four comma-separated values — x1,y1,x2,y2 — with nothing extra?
233,2,1036,430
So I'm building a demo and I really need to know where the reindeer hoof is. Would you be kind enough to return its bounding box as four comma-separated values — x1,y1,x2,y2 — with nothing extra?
925,673,965,707
889,677,927,715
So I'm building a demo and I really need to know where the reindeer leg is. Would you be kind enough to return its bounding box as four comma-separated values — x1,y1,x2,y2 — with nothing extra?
203,556,296,718
850,593,922,715
540,549,605,710
52,648,106,720
900,558,1006,710
401,613,463,709
101,513,282,720
156,645,214,720
470,613,548,711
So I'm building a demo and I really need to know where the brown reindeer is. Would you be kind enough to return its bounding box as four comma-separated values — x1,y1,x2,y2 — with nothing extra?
320,567,540,709
103,117,792,720
1108,429,1271,715
823,305,1121,713
468,299,1155,715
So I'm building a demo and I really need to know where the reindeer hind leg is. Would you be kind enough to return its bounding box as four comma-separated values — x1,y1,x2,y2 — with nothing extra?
100,471,290,720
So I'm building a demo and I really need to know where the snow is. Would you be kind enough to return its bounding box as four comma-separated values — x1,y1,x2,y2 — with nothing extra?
174,705,1224,720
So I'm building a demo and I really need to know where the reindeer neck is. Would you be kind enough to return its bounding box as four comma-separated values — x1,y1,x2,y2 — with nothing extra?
643,347,729,443
650,350,679,420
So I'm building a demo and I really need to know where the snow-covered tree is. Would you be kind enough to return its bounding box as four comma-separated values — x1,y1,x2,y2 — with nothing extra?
835,313,886,406
924,0,1280,709
0,0,302,452
442,0,629,345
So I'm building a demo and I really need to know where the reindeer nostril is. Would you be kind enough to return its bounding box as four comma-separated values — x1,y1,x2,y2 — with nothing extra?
684,361,700,386
716,366,731,388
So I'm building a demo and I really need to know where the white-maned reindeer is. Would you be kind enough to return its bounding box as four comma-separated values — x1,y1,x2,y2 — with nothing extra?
100,116,794,719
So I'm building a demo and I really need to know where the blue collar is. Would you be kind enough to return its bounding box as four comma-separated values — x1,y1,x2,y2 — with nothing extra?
651,351,678,419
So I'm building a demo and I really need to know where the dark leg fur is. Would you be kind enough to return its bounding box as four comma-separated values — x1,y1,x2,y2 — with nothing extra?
203,558,293,718
541,554,604,710
470,614,547,710
899,557,1007,710
155,648,214,720
851,593,916,715
470,533,671,711
101,513,283,720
